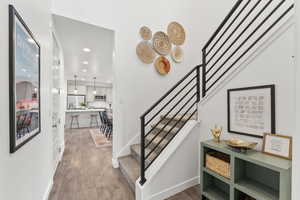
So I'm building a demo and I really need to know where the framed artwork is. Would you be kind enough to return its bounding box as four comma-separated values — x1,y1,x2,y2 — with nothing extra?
262,133,292,160
9,5,41,153
227,85,275,138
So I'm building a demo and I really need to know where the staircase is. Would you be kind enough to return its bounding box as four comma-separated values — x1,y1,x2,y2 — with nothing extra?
118,0,294,198
119,114,196,191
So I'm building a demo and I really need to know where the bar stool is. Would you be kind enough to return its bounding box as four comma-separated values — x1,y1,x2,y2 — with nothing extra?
90,114,99,128
70,115,79,129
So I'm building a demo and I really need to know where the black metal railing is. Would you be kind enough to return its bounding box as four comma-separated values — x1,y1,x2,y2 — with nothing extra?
202,0,294,96
139,65,201,185
140,0,294,185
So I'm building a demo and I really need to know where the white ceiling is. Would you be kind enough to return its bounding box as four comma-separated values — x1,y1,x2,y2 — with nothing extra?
52,15,114,84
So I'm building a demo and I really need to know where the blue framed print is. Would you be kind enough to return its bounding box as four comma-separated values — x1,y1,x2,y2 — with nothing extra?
9,5,41,153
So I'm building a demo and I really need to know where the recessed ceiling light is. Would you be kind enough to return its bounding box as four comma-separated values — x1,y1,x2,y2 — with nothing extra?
83,48,91,52
82,69,87,73
83,61,89,65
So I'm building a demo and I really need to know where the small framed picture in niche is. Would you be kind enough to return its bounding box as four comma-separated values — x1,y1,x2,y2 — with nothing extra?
263,133,292,160
227,85,275,138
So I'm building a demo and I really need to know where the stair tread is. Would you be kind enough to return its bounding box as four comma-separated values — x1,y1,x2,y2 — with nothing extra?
146,131,169,147
161,113,197,121
118,155,140,184
131,144,157,164
153,123,180,134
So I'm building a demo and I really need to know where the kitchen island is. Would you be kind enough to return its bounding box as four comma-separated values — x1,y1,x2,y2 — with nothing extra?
65,109,105,128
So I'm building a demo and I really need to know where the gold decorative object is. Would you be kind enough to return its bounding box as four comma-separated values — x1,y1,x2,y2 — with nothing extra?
210,125,223,143
167,22,186,45
136,41,156,64
226,138,257,153
139,26,152,40
154,56,171,75
152,31,172,55
171,46,184,63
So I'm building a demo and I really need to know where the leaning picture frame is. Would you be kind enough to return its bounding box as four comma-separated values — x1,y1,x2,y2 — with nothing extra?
9,5,41,153
227,85,275,138
262,133,292,160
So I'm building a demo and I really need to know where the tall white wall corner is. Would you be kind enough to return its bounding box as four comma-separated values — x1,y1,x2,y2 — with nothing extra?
43,179,54,200
293,1,300,200
135,120,201,200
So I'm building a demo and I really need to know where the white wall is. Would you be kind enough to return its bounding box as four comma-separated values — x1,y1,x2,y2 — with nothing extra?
293,1,300,199
52,0,204,160
0,1,53,200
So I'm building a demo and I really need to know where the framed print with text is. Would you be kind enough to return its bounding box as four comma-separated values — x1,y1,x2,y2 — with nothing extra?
227,85,275,138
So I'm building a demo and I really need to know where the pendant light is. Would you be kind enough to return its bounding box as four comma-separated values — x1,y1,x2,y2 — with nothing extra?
93,77,97,94
74,75,78,94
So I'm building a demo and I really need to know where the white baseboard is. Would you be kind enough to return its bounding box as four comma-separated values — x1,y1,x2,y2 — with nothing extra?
112,157,119,168
43,179,53,200
148,176,200,200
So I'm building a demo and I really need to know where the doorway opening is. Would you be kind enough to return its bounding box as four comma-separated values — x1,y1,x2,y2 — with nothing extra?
53,15,115,166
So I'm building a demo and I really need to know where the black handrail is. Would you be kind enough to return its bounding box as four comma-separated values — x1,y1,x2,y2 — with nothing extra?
207,4,294,92
206,0,264,69
206,0,284,83
202,0,294,95
206,0,252,56
140,0,294,186
203,0,243,50
141,65,199,118
139,65,201,185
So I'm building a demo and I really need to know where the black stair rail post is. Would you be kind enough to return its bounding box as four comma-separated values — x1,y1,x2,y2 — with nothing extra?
201,49,207,98
140,116,146,185
196,65,201,102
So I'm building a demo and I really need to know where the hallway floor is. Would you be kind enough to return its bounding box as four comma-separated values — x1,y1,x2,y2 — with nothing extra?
49,128,200,200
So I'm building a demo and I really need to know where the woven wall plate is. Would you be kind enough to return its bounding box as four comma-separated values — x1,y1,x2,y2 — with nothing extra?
139,26,152,40
171,46,184,63
154,56,171,75
167,22,186,45
152,31,172,55
136,41,156,64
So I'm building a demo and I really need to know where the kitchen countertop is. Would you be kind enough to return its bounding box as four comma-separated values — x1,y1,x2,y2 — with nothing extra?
66,108,106,113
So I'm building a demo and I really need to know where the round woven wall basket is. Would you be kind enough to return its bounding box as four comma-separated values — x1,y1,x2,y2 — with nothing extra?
152,31,172,55
171,46,184,63
139,26,152,40
154,56,171,75
136,41,156,64
167,22,186,46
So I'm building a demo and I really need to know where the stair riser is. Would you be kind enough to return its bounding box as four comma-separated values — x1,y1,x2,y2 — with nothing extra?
130,146,151,167
119,162,136,192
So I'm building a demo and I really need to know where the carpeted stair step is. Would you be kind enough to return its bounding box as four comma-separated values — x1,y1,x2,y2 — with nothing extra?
152,123,180,135
145,130,174,151
118,155,140,192
130,144,158,168
161,113,197,121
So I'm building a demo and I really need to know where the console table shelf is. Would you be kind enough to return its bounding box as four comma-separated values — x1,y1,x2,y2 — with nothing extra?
200,140,292,200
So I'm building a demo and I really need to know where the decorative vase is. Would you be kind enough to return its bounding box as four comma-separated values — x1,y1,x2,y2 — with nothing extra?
210,125,223,143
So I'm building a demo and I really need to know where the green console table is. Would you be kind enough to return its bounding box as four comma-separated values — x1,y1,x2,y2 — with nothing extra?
200,140,292,200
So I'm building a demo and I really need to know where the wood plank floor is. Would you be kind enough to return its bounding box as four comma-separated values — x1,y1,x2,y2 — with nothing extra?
49,128,201,200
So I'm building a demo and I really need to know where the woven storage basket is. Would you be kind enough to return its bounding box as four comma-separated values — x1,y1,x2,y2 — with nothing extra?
205,152,230,179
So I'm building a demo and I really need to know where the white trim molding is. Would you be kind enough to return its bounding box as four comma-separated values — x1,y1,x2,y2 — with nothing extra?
148,177,200,200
